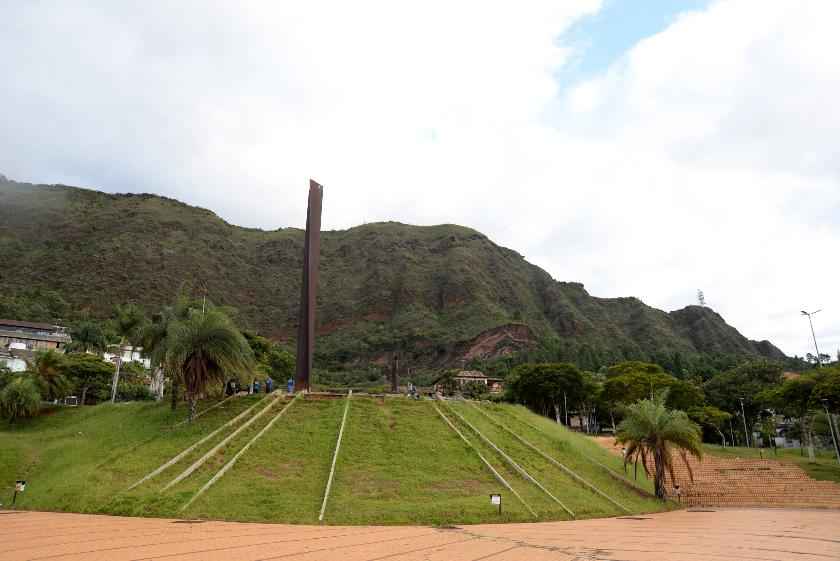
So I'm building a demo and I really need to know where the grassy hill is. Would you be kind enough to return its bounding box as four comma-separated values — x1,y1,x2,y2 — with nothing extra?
0,395,668,524
0,177,785,371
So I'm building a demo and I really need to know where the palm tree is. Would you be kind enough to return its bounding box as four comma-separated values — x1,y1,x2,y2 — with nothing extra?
68,321,107,353
29,350,69,402
142,291,195,406
0,377,41,422
167,308,253,421
108,304,147,402
616,393,703,500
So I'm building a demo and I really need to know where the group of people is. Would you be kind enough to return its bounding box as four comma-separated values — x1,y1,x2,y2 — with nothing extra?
224,377,273,396
225,377,297,396
225,377,425,398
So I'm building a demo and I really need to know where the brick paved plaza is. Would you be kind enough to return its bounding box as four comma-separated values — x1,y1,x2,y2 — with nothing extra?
2,508,838,561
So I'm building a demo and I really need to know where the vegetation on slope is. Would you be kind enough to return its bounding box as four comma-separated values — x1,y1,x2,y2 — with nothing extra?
0,395,667,524
0,178,788,375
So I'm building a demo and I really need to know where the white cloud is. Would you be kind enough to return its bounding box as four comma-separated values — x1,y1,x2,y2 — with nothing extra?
0,0,837,357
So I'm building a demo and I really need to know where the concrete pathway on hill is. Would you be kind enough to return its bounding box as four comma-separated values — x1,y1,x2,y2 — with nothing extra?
1,508,838,561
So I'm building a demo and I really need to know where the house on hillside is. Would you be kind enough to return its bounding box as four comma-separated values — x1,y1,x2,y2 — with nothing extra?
103,345,151,369
0,319,72,352
435,370,505,394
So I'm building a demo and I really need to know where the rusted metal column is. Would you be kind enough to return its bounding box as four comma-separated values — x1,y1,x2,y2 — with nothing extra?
295,179,323,392
390,352,400,393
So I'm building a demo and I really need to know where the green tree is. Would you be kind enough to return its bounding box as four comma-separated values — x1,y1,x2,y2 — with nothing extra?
142,292,196,407
68,321,107,353
616,393,703,499
61,353,114,405
0,376,41,422
243,332,273,363
462,380,489,399
508,363,585,424
603,362,703,412
688,405,732,445
29,350,69,401
267,348,295,380
244,332,295,382
167,308,253,421
607,361,666,378
434,370,459,396
812,367,840,410
108,303,148,402
704,360,783,446
0,366,14,391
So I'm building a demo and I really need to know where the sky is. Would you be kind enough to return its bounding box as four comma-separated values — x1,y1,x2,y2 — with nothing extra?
1,1,837,359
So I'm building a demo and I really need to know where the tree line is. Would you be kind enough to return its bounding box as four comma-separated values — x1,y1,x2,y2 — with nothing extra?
1,291,295,423
501,359,840,452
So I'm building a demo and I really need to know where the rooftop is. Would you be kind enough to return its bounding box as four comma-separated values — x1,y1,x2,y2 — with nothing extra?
0,318,65,331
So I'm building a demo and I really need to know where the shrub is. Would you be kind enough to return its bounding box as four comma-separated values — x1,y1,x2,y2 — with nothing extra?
0,377,41,422
117,381,154,401
461,380,489,400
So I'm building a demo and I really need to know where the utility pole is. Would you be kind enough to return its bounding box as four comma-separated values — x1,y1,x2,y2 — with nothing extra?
110,353,122,403
821,399,840,465
738,397,750,448
801,309,823,366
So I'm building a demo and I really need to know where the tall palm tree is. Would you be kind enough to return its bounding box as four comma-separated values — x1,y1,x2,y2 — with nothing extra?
616,393,703,500
109,304,147,402
167,308,253,421
142,291,195,406
29,350,69,402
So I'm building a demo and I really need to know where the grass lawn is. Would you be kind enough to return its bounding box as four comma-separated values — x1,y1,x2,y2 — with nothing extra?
446,401,668,518
703,444,840,484
329,397,526,524
1,395,669,524
0,395,263,516
186,397,345,523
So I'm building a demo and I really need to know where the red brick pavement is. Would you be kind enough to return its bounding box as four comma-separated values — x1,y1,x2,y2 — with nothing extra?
1,509,838,561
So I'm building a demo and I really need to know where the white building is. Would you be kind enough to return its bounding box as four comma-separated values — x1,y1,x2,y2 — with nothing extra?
0,348,27,372
102,346,151,369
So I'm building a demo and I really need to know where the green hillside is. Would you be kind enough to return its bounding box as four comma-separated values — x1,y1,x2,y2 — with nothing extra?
0,394,668,524
0,177,784,371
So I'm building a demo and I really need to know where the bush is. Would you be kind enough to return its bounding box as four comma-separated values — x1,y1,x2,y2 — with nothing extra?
117,381,154,401
0,377,41,422
462,381,489,400
93,381,153,402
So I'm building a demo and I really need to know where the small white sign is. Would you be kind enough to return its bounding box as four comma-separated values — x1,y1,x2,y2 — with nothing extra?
15,481,25,492
490,494,501,505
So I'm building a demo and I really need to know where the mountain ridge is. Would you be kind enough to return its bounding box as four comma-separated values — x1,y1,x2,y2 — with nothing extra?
0,177,785,372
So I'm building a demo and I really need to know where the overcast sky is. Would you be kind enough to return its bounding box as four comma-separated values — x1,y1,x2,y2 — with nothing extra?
1,1,837,358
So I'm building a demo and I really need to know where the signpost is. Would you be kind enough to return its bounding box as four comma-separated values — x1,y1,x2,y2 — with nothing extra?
490,493,502,515
13,480,25,505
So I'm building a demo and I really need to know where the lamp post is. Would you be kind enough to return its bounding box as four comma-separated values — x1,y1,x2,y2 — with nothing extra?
738,397,750,448
820,399,840,465
801,309,823,366
109,347,123,404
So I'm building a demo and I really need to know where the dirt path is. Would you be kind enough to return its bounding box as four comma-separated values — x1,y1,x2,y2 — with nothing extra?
2,508,838,560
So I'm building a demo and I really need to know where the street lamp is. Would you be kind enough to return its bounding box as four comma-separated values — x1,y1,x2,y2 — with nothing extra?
108,344,123,403
820,399,840,465
801,309,823,366
738,397,750,448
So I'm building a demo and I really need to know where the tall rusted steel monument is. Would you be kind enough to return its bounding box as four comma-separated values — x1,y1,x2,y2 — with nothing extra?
294,179,323,392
